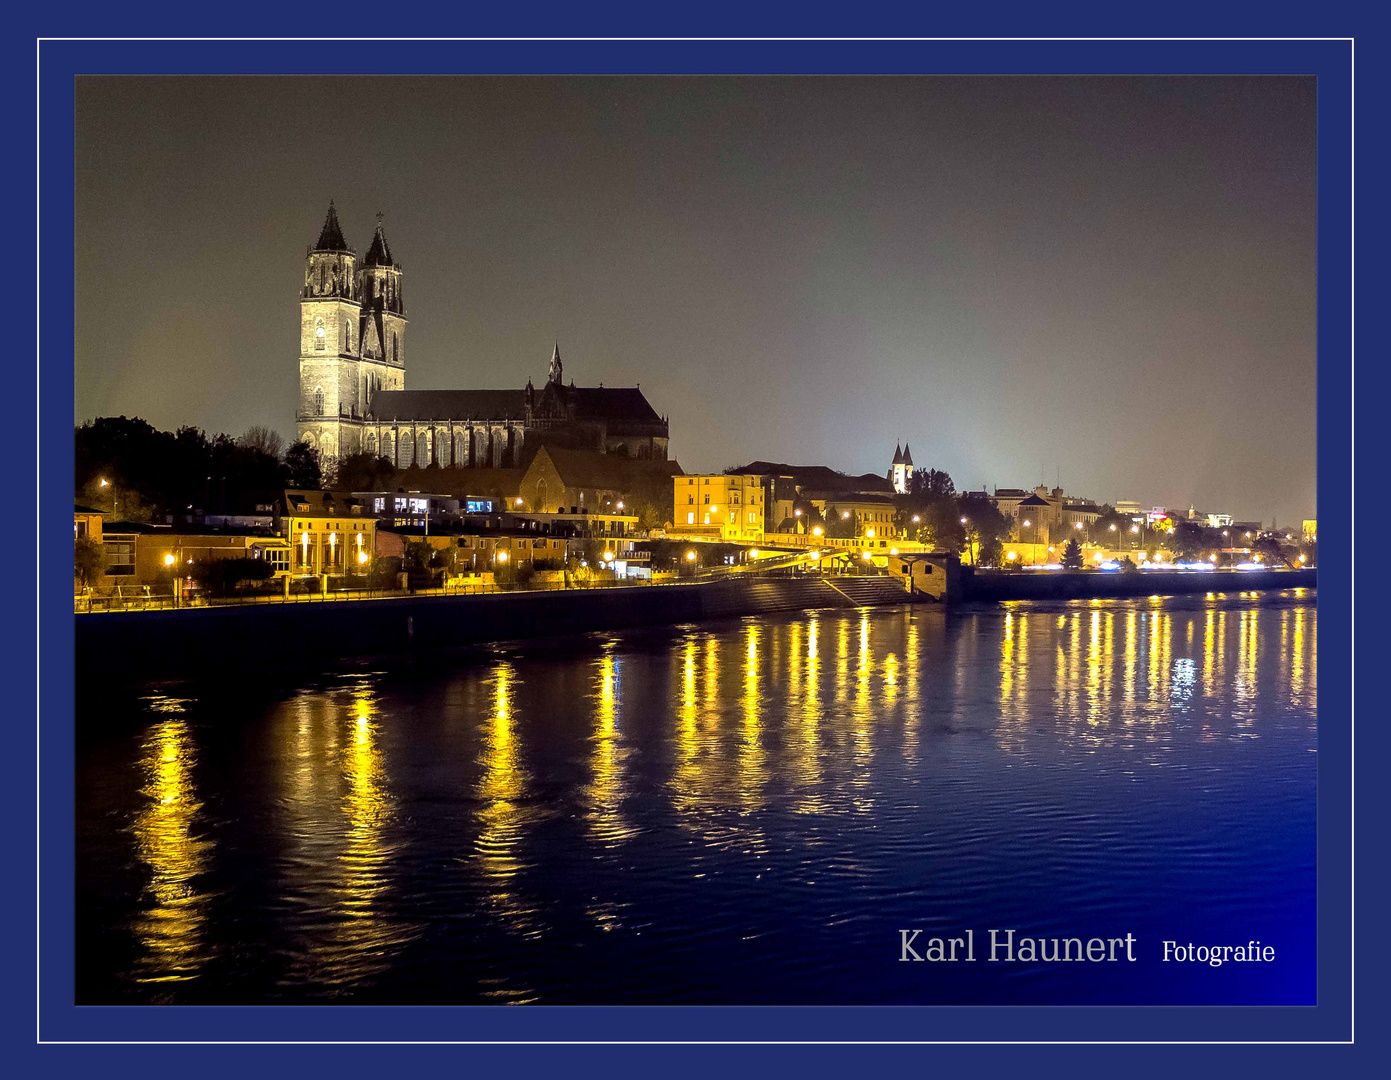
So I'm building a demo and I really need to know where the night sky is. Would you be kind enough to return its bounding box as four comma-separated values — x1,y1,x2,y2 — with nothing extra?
75,76,1316,525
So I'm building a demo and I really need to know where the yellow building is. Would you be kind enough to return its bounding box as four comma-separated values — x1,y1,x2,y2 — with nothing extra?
672,474,766,543
278,489,377,577
1302,519,1317,542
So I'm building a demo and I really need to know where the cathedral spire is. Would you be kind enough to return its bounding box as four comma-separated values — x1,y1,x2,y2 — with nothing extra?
363,213,395,267
548,340,563,385
314,199,350,252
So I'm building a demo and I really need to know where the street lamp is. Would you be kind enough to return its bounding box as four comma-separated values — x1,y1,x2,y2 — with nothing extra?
686,551,696,562
163,553,176,567
496,550,509,563
812,526,823,537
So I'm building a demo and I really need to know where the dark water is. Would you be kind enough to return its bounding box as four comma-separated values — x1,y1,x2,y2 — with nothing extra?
75,590,1317,1005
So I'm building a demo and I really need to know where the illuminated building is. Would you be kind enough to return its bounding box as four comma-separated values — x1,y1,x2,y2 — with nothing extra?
671,473,767,542
276,489,376,577
889,442,913,494
296,203,670,469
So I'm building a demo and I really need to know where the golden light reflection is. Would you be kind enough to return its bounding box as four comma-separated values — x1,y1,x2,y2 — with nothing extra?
739,624,768,818
587,650,634,845
476,661,537,932
131,697,211,990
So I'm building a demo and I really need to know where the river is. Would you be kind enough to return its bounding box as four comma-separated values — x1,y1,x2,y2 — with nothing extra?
75,589,1317,1005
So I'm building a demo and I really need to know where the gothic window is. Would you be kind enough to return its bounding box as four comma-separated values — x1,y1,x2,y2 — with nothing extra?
365,432,376,457
392,333,398,364
342,320,350,352
437,431,451,467
454,431,467,466
417,431,429,465
314,386,324,416
382,431,393,465
315,318,326,351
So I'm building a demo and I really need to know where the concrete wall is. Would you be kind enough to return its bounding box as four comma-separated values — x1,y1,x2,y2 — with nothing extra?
961,567,1315,602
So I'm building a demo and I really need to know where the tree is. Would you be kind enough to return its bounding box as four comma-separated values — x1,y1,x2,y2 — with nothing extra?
1061,537,1084,569
334,452,397,493
283,441,322,489
74,536,104,587
911,468,956,500
957,491,1012,565
188,556,274,597
824,504,858,540
238,425,284,459
1252,533,1292,567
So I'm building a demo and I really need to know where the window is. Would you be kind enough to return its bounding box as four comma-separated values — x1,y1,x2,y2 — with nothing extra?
102,536,136,577
314,318,326,350
703,495,710,505
342,320,350,351
748,512,755,524
687,495,694,505
265,548,290,572
687,512,695,524
703,513,710,525
392,333,399,364
314,387,324,415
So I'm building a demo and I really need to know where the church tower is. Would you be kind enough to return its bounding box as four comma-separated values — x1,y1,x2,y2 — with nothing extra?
891,442,913,494
357,214,407,399
298,201,361,462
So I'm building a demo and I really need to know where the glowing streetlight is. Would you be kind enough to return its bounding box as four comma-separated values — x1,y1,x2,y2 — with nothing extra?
686,551,696,562
862,551,873,562
1130,525,1139,534
1006,551,1017,562
842,511,850,519
496,550,509,563
1108,524,1116,531
1209,554,1218,563
960,516,968,525
358,550,370,564
794,509,802,517
911,515,920,523
866,528,875,538
99,478,109,488
1073,522,1083,530
164,553,177,567
889,548,898,556
749,549,760,559
1297,554,1306,564
603,551,615,562
617,501,624,510
1023,519,1031,527
515,498,523,506
812,526,823,536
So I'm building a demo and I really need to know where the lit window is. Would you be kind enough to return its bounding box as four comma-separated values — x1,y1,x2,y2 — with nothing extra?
687,512,695,524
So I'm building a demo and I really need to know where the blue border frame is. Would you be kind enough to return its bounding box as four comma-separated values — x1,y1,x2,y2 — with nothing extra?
35,38,1354,1048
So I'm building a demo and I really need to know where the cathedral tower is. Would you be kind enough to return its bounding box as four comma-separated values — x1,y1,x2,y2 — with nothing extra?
296,205,406,464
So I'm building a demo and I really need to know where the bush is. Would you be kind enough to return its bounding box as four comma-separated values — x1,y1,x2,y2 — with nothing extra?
188,556,274,596
493,560,536,590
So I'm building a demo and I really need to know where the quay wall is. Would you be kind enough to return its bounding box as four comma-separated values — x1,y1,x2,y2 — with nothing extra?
74,569,1315,684
960,566,1315,602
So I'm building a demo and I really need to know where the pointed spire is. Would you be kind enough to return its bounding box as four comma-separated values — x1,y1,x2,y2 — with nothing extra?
363,212,394,266
314,199,350,252
902,442,913,466
892,443,904,465
548,341,563,385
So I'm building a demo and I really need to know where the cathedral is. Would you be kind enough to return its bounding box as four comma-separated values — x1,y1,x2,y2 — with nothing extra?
297,202,671,469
